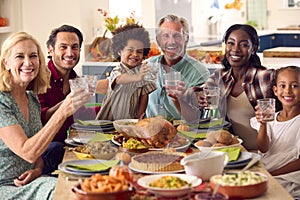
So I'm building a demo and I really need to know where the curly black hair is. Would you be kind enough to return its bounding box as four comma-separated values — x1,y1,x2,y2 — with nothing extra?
111,23,150,61
221,24,263,70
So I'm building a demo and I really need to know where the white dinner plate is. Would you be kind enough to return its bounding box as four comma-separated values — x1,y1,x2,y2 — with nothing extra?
128,163,185,174
137,174,202,197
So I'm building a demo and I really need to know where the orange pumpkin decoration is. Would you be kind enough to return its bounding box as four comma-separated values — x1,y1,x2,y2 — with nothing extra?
147,42,161,58
0,17,7,27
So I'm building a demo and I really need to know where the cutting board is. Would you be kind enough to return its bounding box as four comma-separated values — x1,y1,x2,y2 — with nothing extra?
263,47,300,58
277,26,300,31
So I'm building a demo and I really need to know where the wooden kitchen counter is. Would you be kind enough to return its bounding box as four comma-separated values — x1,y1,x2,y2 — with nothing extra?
52,146,294,200
263,47,300,58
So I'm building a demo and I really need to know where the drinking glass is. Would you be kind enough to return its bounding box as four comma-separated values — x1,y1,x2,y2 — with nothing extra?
203,86,220,109
144,62,159,82
164,71,181,91
83,75,98,95
257,98,275,122
69,77,89,93
203,86,220,118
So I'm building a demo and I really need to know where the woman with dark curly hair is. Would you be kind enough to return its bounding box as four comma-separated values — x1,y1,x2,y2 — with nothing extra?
195,24,280,151
96,24,156,120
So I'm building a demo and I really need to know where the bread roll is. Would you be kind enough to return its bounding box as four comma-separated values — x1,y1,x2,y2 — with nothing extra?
215,130,233,145
177,124,190,131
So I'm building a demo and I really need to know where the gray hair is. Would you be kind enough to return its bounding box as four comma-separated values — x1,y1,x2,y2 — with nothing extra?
157,14,189,36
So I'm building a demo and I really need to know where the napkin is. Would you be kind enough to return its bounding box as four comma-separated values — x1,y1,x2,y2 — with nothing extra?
178,130,206,139
198,118,224,128
65,160,119,171
89,133,114,142
216,147,241,161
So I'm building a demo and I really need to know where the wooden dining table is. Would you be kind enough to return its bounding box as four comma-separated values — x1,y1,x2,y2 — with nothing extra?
52,138,294,200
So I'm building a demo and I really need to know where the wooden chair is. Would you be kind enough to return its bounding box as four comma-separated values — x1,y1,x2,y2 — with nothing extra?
96,78,109,94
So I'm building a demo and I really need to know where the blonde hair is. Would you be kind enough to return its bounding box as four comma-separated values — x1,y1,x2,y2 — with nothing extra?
0,32,51,94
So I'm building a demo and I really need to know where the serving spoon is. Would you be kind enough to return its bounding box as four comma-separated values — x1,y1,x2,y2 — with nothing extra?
241,157,259,172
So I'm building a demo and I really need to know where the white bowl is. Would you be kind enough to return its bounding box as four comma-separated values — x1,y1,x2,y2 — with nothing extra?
137,174,202,197
180,151,229,181
194,138,243,151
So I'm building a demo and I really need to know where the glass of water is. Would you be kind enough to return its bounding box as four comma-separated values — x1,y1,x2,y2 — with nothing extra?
144,62,159,82
164,71,181,91
69,77,89,93
203,86,220,118
203,86,220,109
257,98,275,122
83,75,98,95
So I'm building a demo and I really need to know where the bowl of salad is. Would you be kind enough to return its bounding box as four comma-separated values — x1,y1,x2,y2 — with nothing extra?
137,174,202,197
209,171,268,198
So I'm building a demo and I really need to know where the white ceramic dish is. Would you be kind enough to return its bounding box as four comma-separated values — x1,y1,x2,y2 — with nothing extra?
180,151,229,181
128,163,185,174
137,174,202,197
194,138,243,151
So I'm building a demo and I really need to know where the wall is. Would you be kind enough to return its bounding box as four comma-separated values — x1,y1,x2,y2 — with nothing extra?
267,0,300,30
22,0,83,72
191,0,247,44
21,0,156,75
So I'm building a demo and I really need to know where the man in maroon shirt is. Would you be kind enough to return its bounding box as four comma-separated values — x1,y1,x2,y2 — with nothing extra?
38,25,100,175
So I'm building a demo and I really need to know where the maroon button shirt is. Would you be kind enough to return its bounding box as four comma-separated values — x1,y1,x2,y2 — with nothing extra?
38,59,100,143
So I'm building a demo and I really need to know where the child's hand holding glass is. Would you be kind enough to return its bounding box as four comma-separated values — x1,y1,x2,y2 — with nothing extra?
143,61,159,82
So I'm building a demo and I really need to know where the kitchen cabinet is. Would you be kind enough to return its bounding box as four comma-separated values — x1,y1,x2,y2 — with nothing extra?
276,34,300,46
258,34,275,52
258,33,300,52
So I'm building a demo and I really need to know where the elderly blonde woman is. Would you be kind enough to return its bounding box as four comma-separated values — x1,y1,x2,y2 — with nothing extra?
0,32,91,199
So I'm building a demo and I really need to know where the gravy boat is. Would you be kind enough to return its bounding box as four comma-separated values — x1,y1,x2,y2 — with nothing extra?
181,151,228,181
